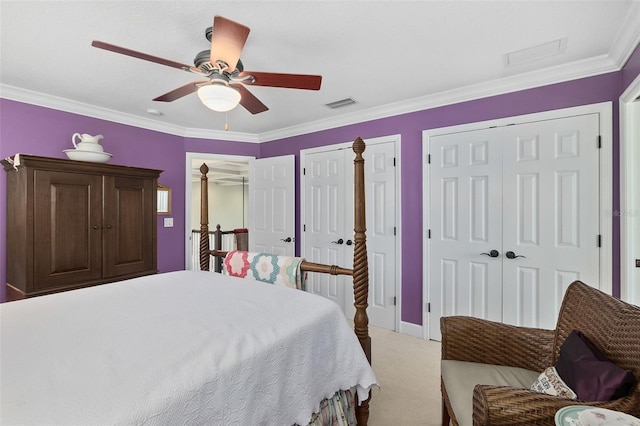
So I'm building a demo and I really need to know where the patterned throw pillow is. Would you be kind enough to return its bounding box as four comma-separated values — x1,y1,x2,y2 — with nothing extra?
530,366,577,399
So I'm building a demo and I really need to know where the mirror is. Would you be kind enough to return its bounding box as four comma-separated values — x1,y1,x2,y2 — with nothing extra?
157,183,171,215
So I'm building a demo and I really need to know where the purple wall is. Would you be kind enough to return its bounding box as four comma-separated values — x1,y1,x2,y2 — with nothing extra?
2,52,640,323
260,72,625,325
0,100,259,302
622,43,640,91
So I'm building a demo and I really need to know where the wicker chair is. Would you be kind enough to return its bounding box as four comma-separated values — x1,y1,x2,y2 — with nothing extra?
440,280,640,425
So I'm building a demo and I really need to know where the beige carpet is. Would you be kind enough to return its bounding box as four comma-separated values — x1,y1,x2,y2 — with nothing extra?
365,325,442,426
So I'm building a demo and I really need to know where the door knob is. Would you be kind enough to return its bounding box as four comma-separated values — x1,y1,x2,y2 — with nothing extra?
481,250,500,258
331,238,344,245
280,237,292,243
345,239,353,246
505,251,526,259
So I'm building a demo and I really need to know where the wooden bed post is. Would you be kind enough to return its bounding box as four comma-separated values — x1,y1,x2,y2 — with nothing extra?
199,141,373,425
352,137,371,425
199,163,210,271
214,225,224,273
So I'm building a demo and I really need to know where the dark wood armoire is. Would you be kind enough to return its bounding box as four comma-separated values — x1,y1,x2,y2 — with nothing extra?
2,154,162,301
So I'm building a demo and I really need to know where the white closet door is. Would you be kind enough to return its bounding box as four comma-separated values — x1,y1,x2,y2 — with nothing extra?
356,141,398,329
302,141,398,330
427,113,601,340
427,129,504,340
501,114,600,329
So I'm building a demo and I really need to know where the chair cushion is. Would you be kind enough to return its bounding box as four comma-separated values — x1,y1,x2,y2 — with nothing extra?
556,330,637,401
441,360,540,426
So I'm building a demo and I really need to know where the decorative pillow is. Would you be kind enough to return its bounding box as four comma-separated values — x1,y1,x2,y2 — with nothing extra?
531,366,577,399
555,330,637,401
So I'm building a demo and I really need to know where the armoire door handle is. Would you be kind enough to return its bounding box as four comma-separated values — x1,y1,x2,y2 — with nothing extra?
481,250,500,258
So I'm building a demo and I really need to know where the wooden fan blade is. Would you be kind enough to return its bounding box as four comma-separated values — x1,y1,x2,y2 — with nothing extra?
239,71,322,90
92,41,194,71
153,81,206,102
209,16,250,72
233,84,269,114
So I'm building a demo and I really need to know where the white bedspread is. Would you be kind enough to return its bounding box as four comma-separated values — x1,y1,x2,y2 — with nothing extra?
0,270,377,425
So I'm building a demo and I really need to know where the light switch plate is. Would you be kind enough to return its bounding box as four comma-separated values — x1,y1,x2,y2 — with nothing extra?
163,217,174,228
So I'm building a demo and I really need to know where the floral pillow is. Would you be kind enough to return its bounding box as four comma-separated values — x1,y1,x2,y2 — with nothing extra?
530,366,577,399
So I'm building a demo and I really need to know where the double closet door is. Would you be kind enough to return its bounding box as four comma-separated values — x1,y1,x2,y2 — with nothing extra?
426,114,601,340
302,139,397,330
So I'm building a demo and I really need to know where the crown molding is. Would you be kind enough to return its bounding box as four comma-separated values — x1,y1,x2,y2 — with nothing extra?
0,84,260,143
2,8,638,146
258,54,620,142
609,0,640,66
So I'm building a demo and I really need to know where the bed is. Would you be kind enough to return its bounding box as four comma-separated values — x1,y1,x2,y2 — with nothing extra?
0,137,376,425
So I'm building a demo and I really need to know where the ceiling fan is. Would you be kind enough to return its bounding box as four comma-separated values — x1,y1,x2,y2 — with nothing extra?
91,15,322,114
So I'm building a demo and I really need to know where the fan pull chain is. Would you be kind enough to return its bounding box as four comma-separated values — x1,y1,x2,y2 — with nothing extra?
225,112,229,131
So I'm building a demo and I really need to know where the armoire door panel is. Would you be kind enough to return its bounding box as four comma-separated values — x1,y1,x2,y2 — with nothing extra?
33,170,103,290
103,176,155,277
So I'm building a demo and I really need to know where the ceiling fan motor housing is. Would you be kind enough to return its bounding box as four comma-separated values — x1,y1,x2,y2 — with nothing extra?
194,49,244,74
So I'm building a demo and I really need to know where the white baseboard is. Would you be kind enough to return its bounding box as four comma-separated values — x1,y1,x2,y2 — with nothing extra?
398,321,424,339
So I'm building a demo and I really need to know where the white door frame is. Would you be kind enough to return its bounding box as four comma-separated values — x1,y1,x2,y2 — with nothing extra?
422,102,613,340
300,134,403,332
184,152,255,270
620,75,640,305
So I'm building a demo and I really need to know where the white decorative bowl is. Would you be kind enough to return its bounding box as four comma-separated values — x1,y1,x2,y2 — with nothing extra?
63,149,112,163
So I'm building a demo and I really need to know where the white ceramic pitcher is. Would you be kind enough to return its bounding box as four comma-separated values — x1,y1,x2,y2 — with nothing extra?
72,133,104,152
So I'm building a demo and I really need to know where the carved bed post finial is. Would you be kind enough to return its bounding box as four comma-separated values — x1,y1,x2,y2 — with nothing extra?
199,163,210,271
352,137,371,425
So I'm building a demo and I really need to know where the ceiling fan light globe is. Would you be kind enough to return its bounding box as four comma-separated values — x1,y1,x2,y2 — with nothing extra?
197,84,241,112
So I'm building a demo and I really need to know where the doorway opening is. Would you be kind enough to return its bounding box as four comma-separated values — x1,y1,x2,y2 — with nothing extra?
184,153,253,270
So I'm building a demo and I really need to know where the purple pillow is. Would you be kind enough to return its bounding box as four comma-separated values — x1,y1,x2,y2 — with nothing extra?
555,330,637,401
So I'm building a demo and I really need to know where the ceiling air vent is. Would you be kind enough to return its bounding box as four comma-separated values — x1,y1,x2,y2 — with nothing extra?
325,97,357,109
503,37,567,67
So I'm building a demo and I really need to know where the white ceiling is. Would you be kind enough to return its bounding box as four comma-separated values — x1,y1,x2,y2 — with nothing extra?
1,1,639,141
